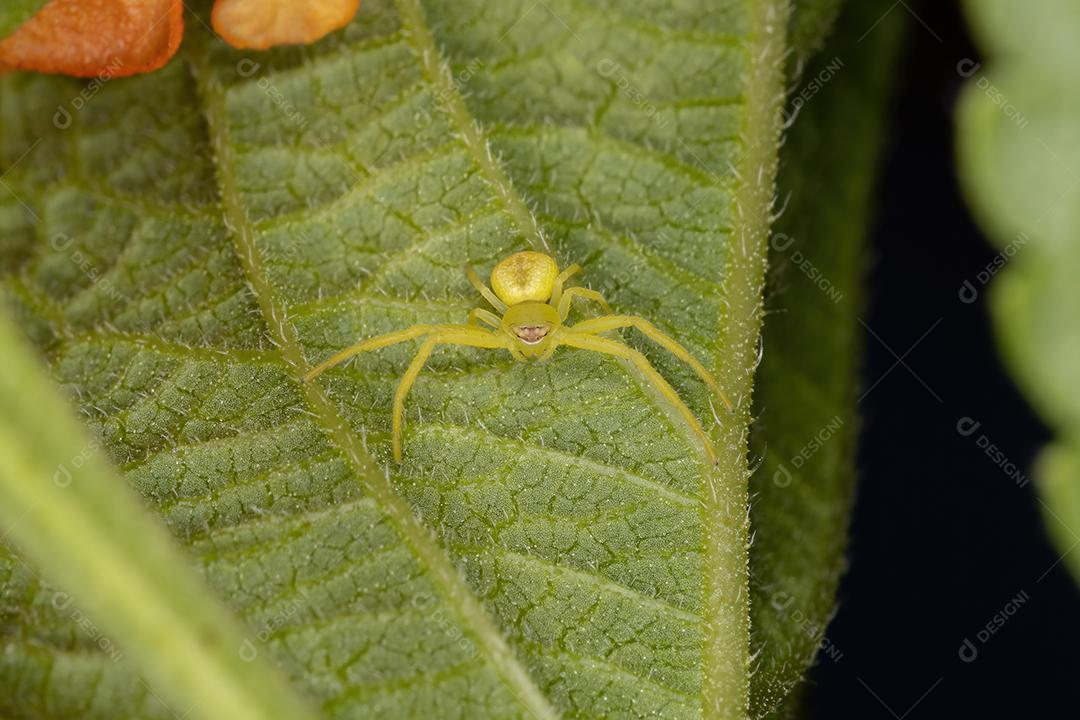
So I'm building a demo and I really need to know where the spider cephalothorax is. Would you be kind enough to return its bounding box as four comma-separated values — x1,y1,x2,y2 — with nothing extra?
305,250,731,463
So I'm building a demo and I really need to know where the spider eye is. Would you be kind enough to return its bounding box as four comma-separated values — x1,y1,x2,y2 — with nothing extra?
491,251,558,305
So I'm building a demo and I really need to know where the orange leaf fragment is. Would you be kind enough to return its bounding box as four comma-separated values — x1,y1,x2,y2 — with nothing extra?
0,0,183,78
211,0,359,50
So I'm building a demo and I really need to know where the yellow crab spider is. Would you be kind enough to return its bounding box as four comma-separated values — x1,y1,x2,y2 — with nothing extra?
303,251,732,463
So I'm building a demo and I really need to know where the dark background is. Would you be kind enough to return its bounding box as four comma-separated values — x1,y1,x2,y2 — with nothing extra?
807,1,1080,717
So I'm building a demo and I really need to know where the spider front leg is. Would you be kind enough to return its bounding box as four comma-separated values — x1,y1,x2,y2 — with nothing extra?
304,325,440,381
391,327,509,462
569,315,733,411
559,331,718,465
303,324,509,462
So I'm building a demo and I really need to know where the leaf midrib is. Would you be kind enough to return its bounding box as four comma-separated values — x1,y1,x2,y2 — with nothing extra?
395,0,551,254
186,31,560,720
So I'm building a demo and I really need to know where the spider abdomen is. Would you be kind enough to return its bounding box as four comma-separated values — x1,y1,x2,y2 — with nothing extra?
490,251,558,304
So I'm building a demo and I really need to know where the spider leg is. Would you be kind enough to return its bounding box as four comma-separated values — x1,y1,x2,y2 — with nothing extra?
556,286,612,320
568,315,733,411
465,265,507,312
304,325,441,381
392,327,510,462
549,263,581,307
559,331,717,465
468,307,502,329
304,323,507,381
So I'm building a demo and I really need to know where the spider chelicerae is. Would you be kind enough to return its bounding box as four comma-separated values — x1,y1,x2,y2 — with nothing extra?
304,251,731,463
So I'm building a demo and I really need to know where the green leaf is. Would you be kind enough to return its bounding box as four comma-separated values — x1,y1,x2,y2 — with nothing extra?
0,0,46,39
0,311,318,720
787,0,845,73
0,0,892,716
748,0,905,714
956,1,1080,580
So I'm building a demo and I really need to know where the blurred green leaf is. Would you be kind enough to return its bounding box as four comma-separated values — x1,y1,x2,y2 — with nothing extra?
788,0,845,72
957,1,1080,581
0,0,46,39
750,0,904,714
0,312,318,720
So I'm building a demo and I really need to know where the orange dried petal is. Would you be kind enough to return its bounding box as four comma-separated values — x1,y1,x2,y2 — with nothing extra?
0,0,183,78
212,0,359,50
